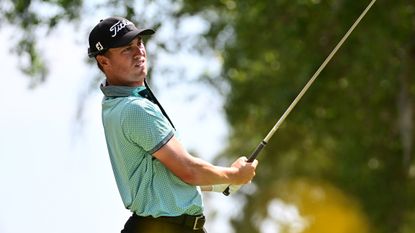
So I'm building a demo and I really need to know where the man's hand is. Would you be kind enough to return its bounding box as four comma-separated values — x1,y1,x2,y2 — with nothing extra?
229,156,258,185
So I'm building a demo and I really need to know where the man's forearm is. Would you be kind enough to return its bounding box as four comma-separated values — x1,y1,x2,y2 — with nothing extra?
180,157,241,185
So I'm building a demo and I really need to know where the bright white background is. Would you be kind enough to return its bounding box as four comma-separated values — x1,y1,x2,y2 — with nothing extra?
0,20,238,232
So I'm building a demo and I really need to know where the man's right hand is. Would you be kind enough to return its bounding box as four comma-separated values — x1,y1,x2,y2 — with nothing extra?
230,156,258,185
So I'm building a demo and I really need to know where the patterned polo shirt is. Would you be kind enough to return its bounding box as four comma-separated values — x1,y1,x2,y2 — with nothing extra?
100,83,203,217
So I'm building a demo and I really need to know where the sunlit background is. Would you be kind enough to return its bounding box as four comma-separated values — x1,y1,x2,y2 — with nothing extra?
0,14,232,233
1,1,414,233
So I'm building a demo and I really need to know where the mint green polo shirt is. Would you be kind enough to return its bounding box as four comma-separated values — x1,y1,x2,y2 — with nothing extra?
100,83,203,217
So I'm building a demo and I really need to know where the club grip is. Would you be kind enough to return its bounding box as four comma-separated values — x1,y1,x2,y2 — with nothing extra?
222,141,267,196
247,141,267,162
223,186,231,196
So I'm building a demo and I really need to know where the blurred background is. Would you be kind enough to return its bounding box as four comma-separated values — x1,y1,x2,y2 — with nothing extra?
0,0,414,233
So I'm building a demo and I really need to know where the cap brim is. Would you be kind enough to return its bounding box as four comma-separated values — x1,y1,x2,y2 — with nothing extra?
111,28,155,48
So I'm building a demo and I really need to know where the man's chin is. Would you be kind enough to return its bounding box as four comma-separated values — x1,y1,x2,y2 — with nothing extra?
134,67,147,76
132,73,147,82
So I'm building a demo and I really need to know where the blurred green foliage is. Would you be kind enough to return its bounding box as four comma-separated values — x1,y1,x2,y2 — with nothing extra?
2,0,414,232
179,1,415,232
0,0,82,87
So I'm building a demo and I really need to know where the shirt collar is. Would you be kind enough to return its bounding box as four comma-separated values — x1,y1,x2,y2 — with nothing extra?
100,82,146,97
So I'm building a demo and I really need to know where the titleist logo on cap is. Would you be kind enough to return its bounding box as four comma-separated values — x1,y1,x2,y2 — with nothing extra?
110,19,133,37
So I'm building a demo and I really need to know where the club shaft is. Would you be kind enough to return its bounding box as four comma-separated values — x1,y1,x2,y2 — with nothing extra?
262,0,377,147
223,0,376,196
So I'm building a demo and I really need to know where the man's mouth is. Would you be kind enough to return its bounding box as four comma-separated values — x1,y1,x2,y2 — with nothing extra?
135,59,145,67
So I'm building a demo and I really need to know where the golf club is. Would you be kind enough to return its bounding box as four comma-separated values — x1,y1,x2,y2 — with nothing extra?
223,0,377,196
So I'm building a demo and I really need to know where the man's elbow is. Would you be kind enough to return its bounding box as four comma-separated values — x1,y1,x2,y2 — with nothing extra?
178,168,203,186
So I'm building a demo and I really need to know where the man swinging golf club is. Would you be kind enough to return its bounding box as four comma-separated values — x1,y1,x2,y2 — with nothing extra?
88,16,258,233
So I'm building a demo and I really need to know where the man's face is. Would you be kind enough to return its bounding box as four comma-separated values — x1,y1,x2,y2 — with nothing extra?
99,37,148,86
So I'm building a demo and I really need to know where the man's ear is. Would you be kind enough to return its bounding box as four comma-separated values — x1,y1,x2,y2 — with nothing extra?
96,54,109,68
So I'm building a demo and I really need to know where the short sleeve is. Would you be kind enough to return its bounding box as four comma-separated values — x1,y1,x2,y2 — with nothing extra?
121,99,174,154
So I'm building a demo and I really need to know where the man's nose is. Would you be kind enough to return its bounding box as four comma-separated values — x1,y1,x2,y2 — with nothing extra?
134,45,145,56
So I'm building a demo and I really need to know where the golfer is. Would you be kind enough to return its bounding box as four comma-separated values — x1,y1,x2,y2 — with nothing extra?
88,16,258,233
